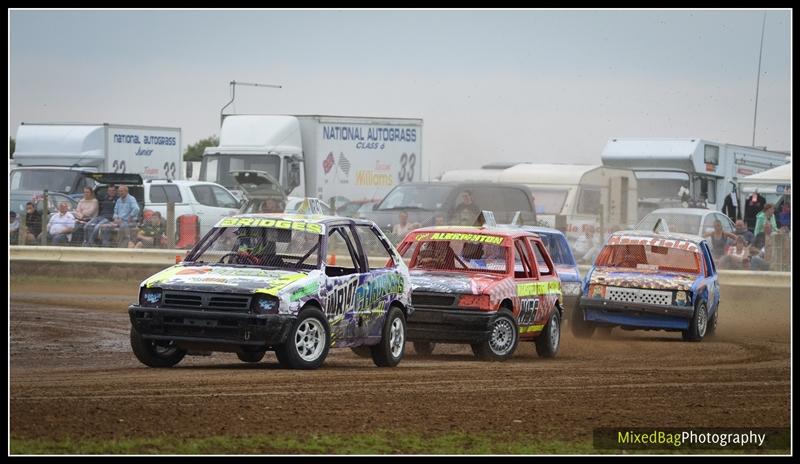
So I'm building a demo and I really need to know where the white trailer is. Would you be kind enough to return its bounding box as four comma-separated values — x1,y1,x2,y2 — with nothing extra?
601,138,789,219
10,123,182,195
200,114,423,205
440,163,638,239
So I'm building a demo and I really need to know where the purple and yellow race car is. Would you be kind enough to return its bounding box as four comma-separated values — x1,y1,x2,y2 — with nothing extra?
573,230,719,341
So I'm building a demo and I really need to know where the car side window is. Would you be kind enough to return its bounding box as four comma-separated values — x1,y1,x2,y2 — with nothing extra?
701,214,717,235
717,214,734,233
531,240,553,276
191,185,216,207
514,239,534,279
163,185,183,203
354,225,396,269
149,185,167,204
326,227,361,276
210,185,238,209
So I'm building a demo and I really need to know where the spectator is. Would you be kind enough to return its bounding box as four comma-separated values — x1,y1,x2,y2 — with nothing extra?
434,214,446,226
260,198,283,213
23,202,42,244
750,221,774,271
71,187,99,244
128,211,166,249
703,219,737,261
777,202,791,231
100,185,140,247
449,190,481,225
392,211,418,237
753,203,777,237
9,211,20,245
84,186,117,246
573,224,599,262
719,236,749,270
732,219,754,246
46,202,76,245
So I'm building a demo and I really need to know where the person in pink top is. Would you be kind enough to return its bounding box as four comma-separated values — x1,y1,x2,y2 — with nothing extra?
71,187,99,244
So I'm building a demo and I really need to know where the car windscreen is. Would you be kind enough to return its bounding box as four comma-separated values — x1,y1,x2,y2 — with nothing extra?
637,212,702,235
594,244,701,274
402,239,508,273
10,169,86,194
529,189,568,215
536,232,574,266
187,225,322,271
377,185,452,211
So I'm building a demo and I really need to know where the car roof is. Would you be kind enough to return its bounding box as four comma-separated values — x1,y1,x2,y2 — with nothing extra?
643,208,717,217
227,213,375,226
410,225,540,240
609,229,706,245
516,225,566,237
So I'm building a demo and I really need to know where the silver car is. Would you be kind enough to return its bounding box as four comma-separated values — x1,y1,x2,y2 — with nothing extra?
636,208,735,237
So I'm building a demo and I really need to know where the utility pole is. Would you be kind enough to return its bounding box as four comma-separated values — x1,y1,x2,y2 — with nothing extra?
220,81,283,126
752,11,767,147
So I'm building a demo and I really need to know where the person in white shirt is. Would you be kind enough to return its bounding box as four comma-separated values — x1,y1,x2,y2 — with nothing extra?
392,211,418,238
47,202,76,245
573,224,599,263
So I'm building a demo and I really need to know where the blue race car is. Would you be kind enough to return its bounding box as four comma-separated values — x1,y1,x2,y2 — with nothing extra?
573,230,719,341
517,226,582,320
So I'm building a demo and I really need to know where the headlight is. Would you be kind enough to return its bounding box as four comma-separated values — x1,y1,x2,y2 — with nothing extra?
140,288,162,307
561,282,582,296
589,284,606,299
675,291,688,305
252,295,279,314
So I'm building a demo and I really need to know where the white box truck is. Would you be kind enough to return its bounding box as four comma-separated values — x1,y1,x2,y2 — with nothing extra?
199,114,423,205
10,123,182,196
601,138,790,219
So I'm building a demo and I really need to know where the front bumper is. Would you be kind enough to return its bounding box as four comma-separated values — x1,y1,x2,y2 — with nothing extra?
129,305,294,348
407,307,495,343
578,297,694,330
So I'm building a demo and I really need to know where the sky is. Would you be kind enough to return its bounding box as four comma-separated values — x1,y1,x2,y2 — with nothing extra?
9,9,792,179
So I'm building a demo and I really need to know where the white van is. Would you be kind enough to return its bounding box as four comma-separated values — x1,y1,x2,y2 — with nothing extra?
144,180,241,238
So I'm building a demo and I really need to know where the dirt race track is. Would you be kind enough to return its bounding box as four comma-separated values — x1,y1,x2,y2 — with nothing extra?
10,277,791,451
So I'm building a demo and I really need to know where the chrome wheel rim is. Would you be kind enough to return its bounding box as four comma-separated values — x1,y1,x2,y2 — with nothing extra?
489,317,515,355
550,315,560,350
697,305,707,337
295,318,326,362
389,317,405,358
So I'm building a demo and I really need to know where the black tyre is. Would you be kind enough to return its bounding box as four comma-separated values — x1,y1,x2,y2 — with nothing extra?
570,308,595,339
370,306,406,367
237,349,266,363
535,310,561,358
682,301,708,342
130,326,186,368
413,341,436,356
350,346,372,358
275,307,330,369
473,310,518,361
706,307,719,337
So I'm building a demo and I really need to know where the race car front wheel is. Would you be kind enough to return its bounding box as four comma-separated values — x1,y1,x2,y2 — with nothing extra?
472,310,518,361
130,327,186,368
535,311,561,358
276,307,330,369
570,308,595,339
682,301,708,342
371,306,406,367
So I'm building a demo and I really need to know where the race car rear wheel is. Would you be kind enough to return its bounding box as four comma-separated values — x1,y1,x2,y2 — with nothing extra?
570,308,595,339
682,301,708,342
535,311,561,358
350,346,372,358
371,306,406,367
130,327,186,368
706,307,719,337
275,307,330,369
413,341,436,356
237,349,266,363
473,310,518,361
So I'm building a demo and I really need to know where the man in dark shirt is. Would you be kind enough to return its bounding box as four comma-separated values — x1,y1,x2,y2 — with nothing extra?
83,185,117,246
449,190,482,226
23,202,42,243
733,219,755,245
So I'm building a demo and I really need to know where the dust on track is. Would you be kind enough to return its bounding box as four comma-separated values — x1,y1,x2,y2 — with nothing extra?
10,281,790,444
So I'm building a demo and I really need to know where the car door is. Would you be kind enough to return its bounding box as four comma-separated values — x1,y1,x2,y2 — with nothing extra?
513,237,541,339
351,224,406,343
524,237,561,337
699,241,720,314
323,224,369,346
147,183,189,226
189,184,240,237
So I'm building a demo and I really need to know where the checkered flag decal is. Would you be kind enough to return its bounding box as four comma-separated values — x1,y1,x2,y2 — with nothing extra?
337,152,351,175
